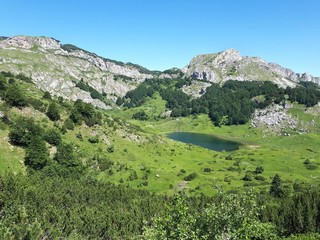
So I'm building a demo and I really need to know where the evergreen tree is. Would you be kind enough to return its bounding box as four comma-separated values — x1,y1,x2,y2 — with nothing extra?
54,143,80,167
44,128,62,146
9,117,44,146
46,102,60,121
25,136,49,170
3,84,28,107
270,174,284,198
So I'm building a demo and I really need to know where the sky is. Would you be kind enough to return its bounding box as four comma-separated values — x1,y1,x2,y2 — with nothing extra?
1,0,319,76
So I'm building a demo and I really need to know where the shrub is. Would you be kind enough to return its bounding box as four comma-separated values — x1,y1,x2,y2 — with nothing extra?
42,91,52,99
184,172,197,181
242,172,253,181
63,118,75,130
255,175,266,181
28,98,46,112
24,136,49,170
44,128,62,146
305,164,317,170
3,84,28,107
132,111,149,121
255,166,264,174
9,117,44,146
46,103,60,121
88,136,99,144
128,170,138,181
203,167,212,173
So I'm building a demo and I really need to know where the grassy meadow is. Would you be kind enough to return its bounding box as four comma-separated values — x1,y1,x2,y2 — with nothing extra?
0,78,320,196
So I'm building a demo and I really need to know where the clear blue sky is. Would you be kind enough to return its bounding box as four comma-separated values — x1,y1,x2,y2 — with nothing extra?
1,0,319,76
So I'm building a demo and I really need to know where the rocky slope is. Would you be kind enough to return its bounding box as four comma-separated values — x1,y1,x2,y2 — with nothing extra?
182,49,320,87
0,36,155,108
1,36,319,108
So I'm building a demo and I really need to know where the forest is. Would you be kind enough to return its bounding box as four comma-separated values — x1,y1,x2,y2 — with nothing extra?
1,72,320,239
119,78,320,126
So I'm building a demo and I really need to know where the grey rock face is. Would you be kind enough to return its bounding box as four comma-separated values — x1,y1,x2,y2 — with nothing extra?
0,36,154,108
183,49,319,87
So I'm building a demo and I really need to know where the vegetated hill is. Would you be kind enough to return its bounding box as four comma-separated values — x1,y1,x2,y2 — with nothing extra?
182,48,320,87
1,62,320,239
0,36,159,108
1,35,320,111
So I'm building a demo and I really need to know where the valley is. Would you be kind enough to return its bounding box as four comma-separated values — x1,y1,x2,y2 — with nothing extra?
0,36,320,239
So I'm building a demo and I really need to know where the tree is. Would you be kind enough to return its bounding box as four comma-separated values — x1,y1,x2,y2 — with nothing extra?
63,118,75,130
46,102,60,121
132,111,149,120
270,174,284,198
25,136,49,170
0,73,7,91
143,192,278,240
9,117,44,146
143,195,199,239
44,128,62,146
3,84,28,107
54,143,80,167
255,166,264,174
42,91,52,100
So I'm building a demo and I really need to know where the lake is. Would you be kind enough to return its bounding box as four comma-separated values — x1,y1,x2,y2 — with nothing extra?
167,132,241,152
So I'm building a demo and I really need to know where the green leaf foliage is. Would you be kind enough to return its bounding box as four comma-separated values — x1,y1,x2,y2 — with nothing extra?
24,136,49,170
46,102,60,121
8,117,44,147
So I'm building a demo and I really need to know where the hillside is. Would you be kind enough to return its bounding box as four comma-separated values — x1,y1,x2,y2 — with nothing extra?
1,36,320,239
1,36,320,110
0,36,157,108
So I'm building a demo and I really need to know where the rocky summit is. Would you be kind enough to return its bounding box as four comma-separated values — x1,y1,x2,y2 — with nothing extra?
0,36,319,108
0,36,155,108
182,49,320,87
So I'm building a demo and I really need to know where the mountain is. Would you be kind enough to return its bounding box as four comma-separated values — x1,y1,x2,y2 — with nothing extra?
1,36,319,109
0,36,158,108
182,49,320,87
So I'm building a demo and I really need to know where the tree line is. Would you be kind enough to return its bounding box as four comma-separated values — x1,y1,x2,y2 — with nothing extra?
119,78,320,126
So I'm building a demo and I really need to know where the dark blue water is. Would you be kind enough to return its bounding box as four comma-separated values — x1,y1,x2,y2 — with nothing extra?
167,132,241,151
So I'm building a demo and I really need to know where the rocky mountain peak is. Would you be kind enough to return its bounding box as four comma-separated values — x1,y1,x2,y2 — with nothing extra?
0,36,61,50
183,49,320,87
215,48,242,63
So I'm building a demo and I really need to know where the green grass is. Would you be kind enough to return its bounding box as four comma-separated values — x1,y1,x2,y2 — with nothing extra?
105,96,320,195
1,79,320,196
0,130,26,175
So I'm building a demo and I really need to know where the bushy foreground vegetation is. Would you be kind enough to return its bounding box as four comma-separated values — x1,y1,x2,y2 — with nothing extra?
0,173,320,239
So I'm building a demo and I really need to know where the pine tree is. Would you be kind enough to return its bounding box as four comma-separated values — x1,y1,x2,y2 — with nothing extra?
270,174,284,198
25,136,49,170
46,102,60,121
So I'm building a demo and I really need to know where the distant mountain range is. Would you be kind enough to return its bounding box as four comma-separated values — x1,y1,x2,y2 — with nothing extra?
0,36,318,108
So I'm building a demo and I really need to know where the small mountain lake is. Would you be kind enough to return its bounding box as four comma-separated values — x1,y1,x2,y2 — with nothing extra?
167,132,241,152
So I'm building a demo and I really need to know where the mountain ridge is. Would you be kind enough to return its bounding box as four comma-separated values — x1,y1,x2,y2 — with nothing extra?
0,36,155,108
0,35,319,108
182,48,320,87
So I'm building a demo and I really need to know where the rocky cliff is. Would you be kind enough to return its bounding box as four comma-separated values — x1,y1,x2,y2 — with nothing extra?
0,36,155,108
182,49,320,87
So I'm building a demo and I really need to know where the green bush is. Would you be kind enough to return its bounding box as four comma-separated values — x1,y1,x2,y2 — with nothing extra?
46,102,60,121
3,84,28,107
44,128,62,146
25,136,49,170
63,118,75,130
203,167,212,173
184,172,197,181
9,117,44,146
